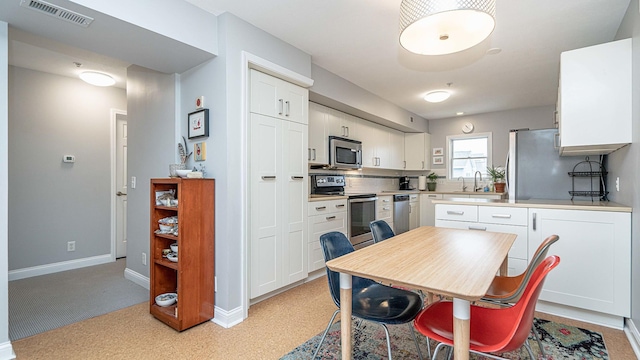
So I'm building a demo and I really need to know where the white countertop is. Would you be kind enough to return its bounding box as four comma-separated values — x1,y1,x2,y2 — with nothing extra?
432,197,632,212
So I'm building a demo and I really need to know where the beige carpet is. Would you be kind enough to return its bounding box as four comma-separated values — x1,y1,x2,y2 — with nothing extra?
11,277,637,359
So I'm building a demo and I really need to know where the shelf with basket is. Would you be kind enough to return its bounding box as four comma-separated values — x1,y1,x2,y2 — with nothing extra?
568,156,608,201
150,178,215,331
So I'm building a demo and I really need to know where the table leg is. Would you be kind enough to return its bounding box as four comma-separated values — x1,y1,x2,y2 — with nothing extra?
499,256,509,276
339,273,353,359
453,298,470,360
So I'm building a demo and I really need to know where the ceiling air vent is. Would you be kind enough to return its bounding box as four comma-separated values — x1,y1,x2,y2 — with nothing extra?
19,0,94,27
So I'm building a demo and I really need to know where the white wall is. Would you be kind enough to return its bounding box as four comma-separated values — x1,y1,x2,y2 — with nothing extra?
428,105,555,173
125,66,177,278
7,67,126,270
0,20,13,360
609,0,640,342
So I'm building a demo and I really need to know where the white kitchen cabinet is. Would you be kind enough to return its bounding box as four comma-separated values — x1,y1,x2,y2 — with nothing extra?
249,111,309,298
376,195,394,232
409,194,419,230
250,69,308,124
308,199,347,272
389,128,405,170
308,102,328,165
558,38,631,155
420,193,442,226
528,208,631,324
435,204,528,276
404,133,431,170
362,121,390,168
326,107,360,139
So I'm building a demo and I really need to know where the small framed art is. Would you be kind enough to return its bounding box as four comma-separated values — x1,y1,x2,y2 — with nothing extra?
188,109,209,139
432,148,443,156
433,156,443,165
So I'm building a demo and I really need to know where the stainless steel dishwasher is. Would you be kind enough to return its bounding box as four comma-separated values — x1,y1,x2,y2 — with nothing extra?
393,194,410,234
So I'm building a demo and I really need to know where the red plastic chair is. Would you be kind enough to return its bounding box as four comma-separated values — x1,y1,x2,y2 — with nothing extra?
413,255,560,360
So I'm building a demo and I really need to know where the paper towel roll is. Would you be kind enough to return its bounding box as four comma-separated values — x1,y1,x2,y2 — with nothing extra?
418,176,427,190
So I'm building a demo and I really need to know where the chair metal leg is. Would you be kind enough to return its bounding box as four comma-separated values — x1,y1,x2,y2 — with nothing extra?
431,342,448,360
523,339,536,359
408,324,424,360
380,324,393,359
312,309,340,359
531,324,546,357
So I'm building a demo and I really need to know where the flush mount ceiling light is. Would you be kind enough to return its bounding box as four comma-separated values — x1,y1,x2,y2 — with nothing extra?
424,90,451,103
79,71,115,87
399,0,496,55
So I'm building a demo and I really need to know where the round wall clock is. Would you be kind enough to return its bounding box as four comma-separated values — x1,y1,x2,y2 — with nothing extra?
462,122,474,133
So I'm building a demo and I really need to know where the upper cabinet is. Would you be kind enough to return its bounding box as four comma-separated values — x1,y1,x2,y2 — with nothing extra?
404,133,431,171
326,108,361,139
558,38,631,156
251,69,309,124
308,102,329,165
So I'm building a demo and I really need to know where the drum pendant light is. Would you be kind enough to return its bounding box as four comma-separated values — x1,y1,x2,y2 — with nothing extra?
399,0,496,55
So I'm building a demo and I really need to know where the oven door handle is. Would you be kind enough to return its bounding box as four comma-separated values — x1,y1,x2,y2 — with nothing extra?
348,197,378,203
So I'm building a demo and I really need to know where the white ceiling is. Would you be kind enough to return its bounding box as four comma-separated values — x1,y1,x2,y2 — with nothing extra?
185,0,631,120
3,0,631,120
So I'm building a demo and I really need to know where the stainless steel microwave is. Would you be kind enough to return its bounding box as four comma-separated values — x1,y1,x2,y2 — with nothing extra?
329,136,362,170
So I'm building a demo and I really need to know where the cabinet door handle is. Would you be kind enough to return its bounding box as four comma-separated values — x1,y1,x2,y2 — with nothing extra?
491,214,511,219
285,100,290,116
382,199,390,203
291,176,304,180
533,212,537,230
468,226,487,231
116,191,127,196
308,148,311,161
428,195,437,198
313,149,316,161
278,99,284,115
315,206,327,210
345,126,349,137
383,206,391,210
341,126,346,137
447,211,464,215
325,216,336,220
336,204,345,208
553,110,558,126
261,176,276,180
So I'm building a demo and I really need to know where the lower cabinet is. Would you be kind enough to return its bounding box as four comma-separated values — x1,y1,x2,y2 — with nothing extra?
376,195,394,232
435,204,528,276
420,193,442,226
307,199,347,272
529,208,631,319
409,194,419,230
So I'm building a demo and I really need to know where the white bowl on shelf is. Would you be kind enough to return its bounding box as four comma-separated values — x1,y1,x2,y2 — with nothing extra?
167,252,178,262
155,292,177,307
176,169,192,178
158,224,173,232
170,242,178,253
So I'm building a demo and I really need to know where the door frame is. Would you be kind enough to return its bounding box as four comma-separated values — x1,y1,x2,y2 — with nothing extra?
110,108,127,261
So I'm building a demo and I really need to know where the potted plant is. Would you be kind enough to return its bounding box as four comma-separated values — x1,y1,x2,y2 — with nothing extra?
486,165,506,193
427,172,438,191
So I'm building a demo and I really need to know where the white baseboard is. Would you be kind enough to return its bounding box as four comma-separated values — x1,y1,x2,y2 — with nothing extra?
0,341,15,360
124,268,149,290
212,306,244,328
8,254,112,281
624,318,640,359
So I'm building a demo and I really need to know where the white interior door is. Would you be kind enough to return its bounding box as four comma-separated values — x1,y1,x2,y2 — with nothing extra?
116,113,128,258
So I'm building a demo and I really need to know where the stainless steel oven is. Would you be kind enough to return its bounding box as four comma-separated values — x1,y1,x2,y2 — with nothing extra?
347,194,377,249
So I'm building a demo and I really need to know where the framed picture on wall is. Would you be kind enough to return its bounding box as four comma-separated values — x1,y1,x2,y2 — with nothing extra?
433,148,443,156
433,156,443,165
188,109,209,139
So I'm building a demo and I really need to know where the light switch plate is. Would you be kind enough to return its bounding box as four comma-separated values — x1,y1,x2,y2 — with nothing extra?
63,155,75,163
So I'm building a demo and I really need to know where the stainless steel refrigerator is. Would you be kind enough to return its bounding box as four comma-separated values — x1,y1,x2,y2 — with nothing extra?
506,129,586,200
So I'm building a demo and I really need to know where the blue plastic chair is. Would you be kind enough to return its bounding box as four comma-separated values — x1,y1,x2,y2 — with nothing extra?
369,219,395,243
313,231,427,359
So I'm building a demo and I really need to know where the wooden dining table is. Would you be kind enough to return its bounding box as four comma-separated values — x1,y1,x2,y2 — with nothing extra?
325,226,516,360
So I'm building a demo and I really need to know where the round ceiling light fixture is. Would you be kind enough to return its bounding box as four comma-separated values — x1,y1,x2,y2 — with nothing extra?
399,0,496,55
424,90,451,103
79,71,115,87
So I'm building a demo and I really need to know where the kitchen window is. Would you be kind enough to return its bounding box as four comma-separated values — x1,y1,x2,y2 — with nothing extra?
447,132,492,179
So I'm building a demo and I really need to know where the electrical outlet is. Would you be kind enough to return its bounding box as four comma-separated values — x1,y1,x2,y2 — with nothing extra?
131,176,136,189
616,177,620,192
142,252,147,265
67,241,75,252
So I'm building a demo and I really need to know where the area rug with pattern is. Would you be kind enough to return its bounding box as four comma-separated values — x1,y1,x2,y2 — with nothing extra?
281,318,608,359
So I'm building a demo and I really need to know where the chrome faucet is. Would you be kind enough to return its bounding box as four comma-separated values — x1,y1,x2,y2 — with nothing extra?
474,171,483,192
457,176,467,192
